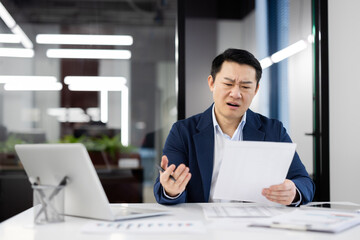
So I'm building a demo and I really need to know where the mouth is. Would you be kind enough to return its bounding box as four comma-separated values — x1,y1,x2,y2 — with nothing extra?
227,102,240,107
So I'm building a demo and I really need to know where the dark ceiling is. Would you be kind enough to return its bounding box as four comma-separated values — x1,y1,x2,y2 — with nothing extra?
0,0,255,34
1,0,177,26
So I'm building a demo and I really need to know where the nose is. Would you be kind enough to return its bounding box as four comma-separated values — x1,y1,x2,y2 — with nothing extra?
229,86,241,99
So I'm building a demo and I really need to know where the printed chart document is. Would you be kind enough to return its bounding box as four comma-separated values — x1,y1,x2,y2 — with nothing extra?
202,204,287,218
213,141,296,204
82,221,206,234
249,209,360,233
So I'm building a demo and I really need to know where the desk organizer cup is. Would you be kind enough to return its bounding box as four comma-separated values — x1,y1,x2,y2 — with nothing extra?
32,184,65,224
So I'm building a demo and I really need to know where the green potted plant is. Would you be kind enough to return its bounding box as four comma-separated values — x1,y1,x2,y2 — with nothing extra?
0,135,27,165
59,134,138,167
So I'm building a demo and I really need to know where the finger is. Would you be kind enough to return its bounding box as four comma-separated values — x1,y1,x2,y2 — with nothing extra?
265,186,294,197
265,195,292,205
264,191,291,199
269,184,290,191
160,164,175,183
172,164,186,179
263,187,295,205
161,155,169,169
269,180,294,191
264,192,292,201
177,172,192,192
174,167,189,183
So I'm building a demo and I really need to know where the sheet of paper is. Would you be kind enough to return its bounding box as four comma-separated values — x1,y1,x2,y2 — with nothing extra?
213,141,296,204
249,209,360,233
202,205,286,218
81,221,206,234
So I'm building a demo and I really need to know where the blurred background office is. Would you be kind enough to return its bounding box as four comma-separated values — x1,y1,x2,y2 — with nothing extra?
0,0,359,222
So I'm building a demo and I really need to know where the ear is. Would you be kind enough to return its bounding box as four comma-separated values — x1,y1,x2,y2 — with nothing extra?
208,75,214,92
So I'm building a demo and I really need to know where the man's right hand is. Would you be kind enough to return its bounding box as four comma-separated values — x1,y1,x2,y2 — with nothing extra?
159,155,192,197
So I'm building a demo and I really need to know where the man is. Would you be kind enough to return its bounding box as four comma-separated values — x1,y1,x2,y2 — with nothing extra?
154,48,315,205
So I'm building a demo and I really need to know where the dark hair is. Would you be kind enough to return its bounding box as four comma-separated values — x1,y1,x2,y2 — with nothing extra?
210,48,262,86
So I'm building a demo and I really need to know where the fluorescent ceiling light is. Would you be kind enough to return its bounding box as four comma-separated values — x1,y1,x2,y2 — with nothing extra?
68,83,127,91
0,75,57,84
4,82,62,91
0,3,33,49
0,34,21,43
0,2,16,28
121,86,129,146
36,34,133,46
47,108,90,122
65,76,127,91
100,91,108,123
0,48,34,58
1,76,61,91
46,49,131,59
64,76,127,85
260,57,273,69
11,25,33,49
271,40,307,63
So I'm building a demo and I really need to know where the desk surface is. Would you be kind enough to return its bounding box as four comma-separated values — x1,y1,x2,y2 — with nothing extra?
1,203,360,240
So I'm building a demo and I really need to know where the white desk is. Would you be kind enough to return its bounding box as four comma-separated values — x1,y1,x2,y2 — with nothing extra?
1,203,360,240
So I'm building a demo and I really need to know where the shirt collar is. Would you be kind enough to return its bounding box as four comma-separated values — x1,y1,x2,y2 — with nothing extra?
212,104,247,138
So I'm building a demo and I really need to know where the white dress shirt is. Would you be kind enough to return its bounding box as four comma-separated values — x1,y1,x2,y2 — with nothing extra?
209,105,246,202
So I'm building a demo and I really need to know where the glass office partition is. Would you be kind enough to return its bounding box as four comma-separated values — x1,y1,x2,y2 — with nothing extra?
0,0,177,220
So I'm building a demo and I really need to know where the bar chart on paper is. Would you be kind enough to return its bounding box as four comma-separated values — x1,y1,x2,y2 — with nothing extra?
82,221,206,234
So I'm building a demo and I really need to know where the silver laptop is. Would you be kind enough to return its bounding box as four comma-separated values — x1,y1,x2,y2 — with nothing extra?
15,143,168,221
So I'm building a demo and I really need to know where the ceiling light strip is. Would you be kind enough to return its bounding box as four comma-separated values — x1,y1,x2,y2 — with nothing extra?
0,2,16,28
4,82,62,91
11,25,33,49
100,91,108,123
36,34,133,46
0,34,21,43
0,3,33,49
68,84,127,91
271,40,307,63
46,49,131,59
121,86,129,146
0,75,57,84
260,39,309,70
0,48,34,58
64,76,127,85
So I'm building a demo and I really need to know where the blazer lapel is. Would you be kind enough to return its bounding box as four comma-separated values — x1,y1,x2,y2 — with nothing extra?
243,109,265,141
193,106,214,202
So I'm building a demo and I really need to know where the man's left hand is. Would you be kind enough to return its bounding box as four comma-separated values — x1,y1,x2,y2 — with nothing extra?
262,179,299,205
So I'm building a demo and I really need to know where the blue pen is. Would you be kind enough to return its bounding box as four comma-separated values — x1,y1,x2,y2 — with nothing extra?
156,165,176,182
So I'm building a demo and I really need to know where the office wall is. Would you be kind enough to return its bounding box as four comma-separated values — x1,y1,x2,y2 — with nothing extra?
185,19,216,118
185,14,257,118
288,0,313,174
328,0,360,203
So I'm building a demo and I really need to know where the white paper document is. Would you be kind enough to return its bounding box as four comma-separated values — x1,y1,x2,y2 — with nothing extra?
82,221,206,234
202,205,286,218
249,209,360,233
213,141,296,204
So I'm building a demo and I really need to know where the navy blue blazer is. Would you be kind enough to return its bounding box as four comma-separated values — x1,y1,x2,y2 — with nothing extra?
154,105,315,205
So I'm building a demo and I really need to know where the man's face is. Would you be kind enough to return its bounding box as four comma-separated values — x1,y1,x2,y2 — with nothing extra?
208,61,259,124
